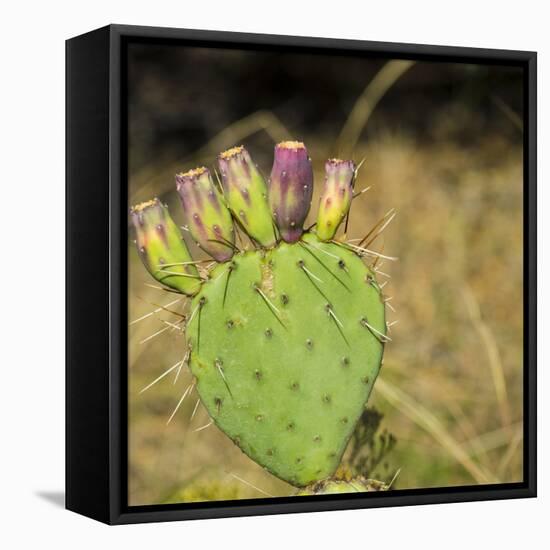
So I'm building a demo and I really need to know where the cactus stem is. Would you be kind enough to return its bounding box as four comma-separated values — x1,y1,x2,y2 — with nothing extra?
166,381,195,425
254,286,286,329
299,242,350,291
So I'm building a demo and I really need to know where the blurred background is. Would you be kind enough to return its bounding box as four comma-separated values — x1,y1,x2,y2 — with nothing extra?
127,42,524,505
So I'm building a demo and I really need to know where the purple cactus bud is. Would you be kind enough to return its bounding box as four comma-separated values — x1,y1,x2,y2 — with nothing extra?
269,141,313,243
176,167,235,262
316,159,356,241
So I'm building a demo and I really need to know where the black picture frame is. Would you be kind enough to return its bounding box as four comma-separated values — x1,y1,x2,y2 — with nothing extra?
66,23,537,525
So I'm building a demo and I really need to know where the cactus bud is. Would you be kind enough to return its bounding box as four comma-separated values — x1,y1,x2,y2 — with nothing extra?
218,146,277,247
269,141,313,243
316,159,356,241
176,167,235,262
130,198,201,295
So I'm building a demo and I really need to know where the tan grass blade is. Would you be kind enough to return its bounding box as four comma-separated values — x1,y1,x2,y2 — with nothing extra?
375,377,498,484
498,426,523,478
337,60,416,156
462,285,511,427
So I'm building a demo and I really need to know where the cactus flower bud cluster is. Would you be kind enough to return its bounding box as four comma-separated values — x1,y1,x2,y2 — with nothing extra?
132,145,360,287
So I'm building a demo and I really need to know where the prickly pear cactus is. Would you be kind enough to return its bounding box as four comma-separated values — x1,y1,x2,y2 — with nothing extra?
131,141,388,489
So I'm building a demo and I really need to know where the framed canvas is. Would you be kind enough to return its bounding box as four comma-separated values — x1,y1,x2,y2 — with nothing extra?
66,24,537,525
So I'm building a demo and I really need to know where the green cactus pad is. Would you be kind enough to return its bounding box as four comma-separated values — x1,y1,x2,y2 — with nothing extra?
187,232,385,487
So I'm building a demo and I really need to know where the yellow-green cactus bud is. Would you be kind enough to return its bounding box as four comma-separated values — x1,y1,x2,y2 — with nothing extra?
316,159,356,241
218,146,277,247
130,198,201,295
